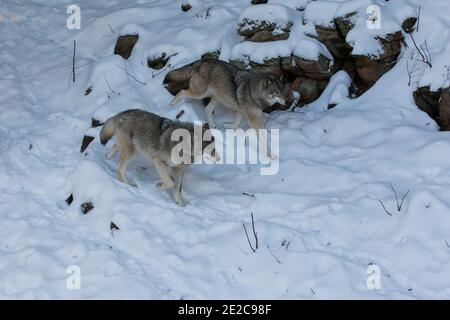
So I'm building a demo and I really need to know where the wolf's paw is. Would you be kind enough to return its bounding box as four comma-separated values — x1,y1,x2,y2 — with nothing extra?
174,194,187,207
155,180,174,190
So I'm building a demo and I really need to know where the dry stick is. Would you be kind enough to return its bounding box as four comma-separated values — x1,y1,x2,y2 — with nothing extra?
116,64,146,85
251,212,258,250
399,190,410,211
267,245,281,264
389,183,410,211
243,223,256,252
72,40,76,83
416,6,421,32
389,183,400,210
103,73,116,95
379,200,392,216
408,33,432,68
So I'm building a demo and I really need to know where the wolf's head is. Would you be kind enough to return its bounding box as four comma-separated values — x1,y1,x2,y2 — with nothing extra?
259,76,286,106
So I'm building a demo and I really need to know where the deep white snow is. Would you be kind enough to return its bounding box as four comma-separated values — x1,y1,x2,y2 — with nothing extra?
1,0,450,299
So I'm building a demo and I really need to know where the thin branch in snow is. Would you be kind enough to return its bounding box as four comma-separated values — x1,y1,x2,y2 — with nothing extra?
242,212,259,252
243,223,256,252
72,40,76,83
379,200,393,216
251,212,258,250
267,245,281,264
115,64,147,85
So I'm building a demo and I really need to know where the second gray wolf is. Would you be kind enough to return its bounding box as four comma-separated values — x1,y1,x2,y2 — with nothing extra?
100,109,219,206
164,59,287,131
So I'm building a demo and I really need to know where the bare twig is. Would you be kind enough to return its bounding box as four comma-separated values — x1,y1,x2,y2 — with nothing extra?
408,32,432,68
108,24,114,35
251,212,258,250
115,64,146,85
379,200,393,216
242,212,259,252
103,73,116,95
416,6,421,32
72,40,76,83
399,190,410,211
243,223,256,252
267,245,281,264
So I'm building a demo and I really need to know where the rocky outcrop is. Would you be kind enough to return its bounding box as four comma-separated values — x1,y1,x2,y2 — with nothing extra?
114,34,139,59
313,25,352,60
439,89,450,131
147,52,176,70
294,53,333,81
413,86,450,131
237,4,294,42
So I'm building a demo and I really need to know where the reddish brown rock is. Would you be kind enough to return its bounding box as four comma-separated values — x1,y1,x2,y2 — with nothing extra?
439,88,450,131
294,54,332,81
114,34,139,60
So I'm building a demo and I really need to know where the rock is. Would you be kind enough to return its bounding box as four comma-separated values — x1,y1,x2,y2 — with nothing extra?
297,78,321,105
181,2,192,12
439,88,450,131
248,30,290,42
201,50,221,60
314,25,352,60
353,31,403,86
114,34,139,60
251,0,268,4
147,52,175,70
354,55,397,86
334,11,358,38
80,202,94,215
91,118,103,128
80,135,95,153
413,86,442,123
402,16,417,33
237,4,294,42
65,194,73,206
84,86,93,96
110,222,120,232
294,53,332,81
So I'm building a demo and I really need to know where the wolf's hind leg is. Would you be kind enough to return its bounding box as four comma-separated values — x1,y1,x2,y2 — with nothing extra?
118,148,137,187
153,158,175,190
172,166,186,207
105,143,119,160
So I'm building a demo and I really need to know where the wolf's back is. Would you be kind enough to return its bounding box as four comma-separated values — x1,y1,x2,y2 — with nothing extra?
163,60,203,84
100,115,117,145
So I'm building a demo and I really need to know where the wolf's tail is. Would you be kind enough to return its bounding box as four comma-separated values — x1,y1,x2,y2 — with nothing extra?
100,116,117,145
163,60,202,84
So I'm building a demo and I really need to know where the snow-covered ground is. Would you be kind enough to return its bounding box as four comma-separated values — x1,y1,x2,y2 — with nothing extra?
1,0,450,299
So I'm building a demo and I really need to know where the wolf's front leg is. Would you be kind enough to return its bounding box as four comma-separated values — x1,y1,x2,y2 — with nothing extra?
170,89,188,106
223,111,244,129
246,107,277,160
172,166,186,207
205,98,219,128
153,158,175,190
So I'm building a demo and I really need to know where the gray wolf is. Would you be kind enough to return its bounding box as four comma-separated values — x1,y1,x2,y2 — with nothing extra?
100,109,219,206
164,59,286,131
